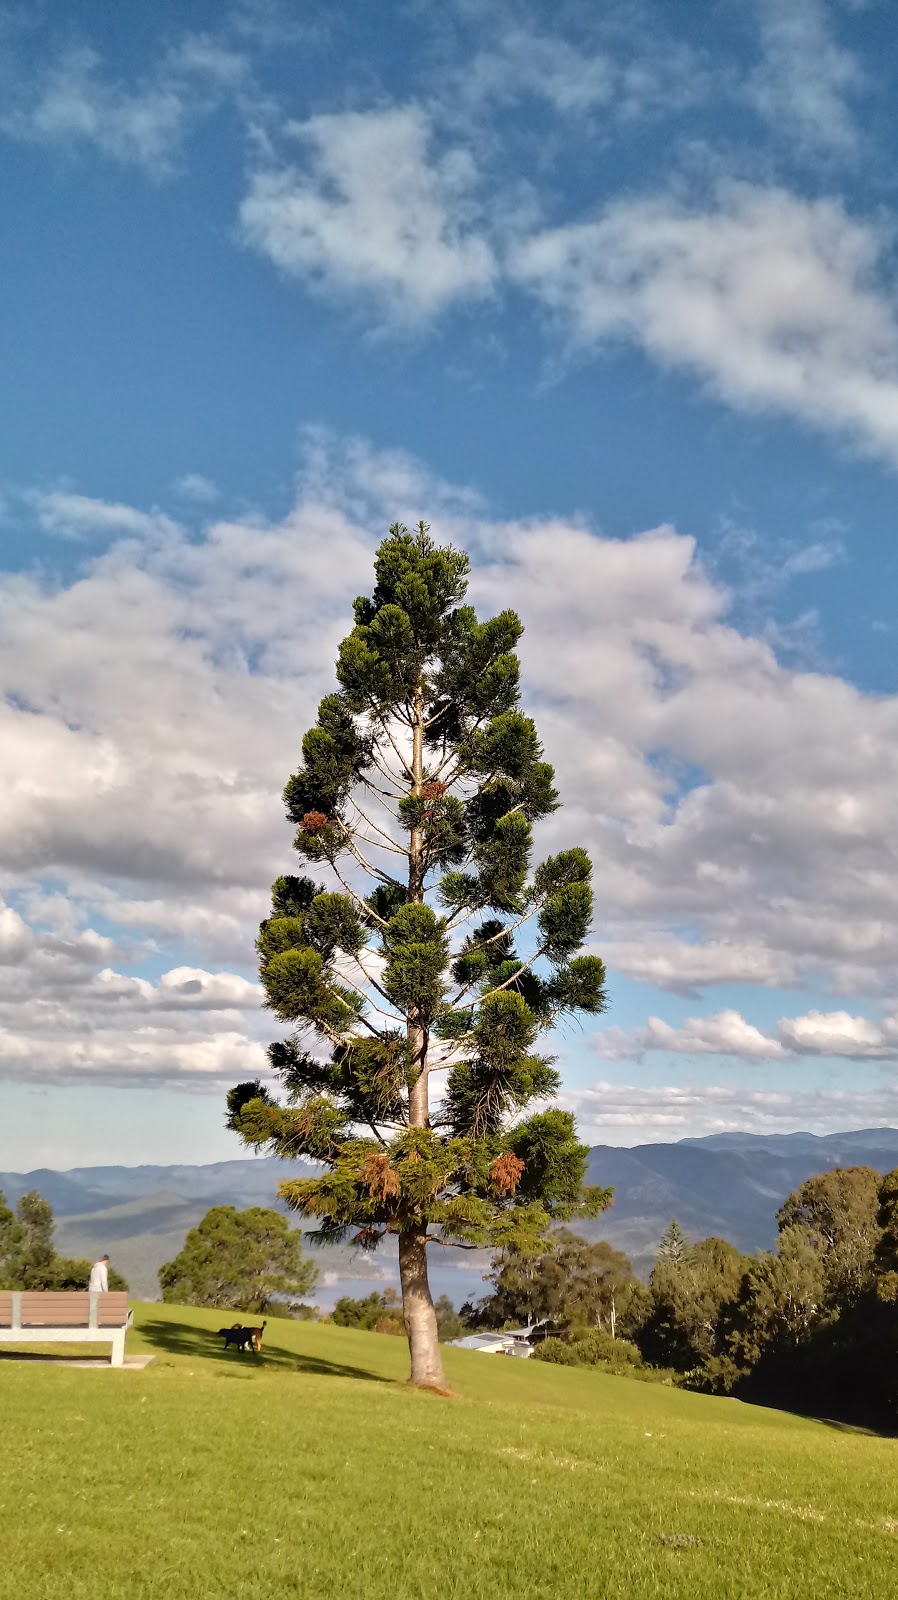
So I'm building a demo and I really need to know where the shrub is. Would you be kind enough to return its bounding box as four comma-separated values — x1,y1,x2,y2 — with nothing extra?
533,1331,643,1368
532,1337,582,1365
332,1290,400,1330
574,1330,643,1366
532,1330,679,1383
374,1316,405,1336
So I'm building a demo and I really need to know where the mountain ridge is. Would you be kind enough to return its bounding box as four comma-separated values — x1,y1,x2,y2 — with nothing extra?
4,1129,898,1296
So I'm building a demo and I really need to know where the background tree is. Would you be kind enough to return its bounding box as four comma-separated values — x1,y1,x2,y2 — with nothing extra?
226,522,611,1388
433,1294,467,1343
0,1189,127,1291
553,1234,642,1339
13,1191,55,1288
776,1166,880,1304
471,1231,644,1338
332,1289,402,1330
0,1190,23,1283
656,1219,690,1266
640,1236,746,1371
464,1238,566,1329
159,1205,317,1314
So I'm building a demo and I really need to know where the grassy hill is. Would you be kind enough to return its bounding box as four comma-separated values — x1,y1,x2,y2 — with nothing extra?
1,1305,896,1598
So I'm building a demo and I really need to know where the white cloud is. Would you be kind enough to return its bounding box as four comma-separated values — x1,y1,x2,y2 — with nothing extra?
595,1004,898,1063
563,1079,898,1145
779,1008,898,1058
239,106,497,322
5,433,898,1093
453,22,702,122
515,183,898,468
30,491,180,542
460,29,616,116
598,934,798,995
596,1010,786,1061
0,35,248,175
172,474,221,504
0,47,188,175
0,894,266,1086
747,0,863,156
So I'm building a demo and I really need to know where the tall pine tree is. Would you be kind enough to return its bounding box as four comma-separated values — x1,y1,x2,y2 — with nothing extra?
227,523,611,1388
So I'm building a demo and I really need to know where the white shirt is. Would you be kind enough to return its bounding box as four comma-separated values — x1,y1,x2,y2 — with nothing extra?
89,1260,108,1293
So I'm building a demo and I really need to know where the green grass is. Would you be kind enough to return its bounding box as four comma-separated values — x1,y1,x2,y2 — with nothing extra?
1,1303,897,1599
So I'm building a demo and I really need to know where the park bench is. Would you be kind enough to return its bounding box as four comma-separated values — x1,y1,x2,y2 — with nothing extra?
0,1291,132,1366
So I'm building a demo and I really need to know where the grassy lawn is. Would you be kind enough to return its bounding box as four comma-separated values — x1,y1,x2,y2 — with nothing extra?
1,1303,896,1599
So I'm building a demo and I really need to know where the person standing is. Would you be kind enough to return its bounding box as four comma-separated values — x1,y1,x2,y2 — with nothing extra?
89,1254,110,1293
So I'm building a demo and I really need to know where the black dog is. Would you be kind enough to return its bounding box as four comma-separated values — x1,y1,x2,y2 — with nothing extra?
218,1323,257,1353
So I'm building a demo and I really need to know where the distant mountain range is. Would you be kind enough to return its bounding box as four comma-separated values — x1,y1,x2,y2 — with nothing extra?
4,1128,898,1297
583,1128,898,1270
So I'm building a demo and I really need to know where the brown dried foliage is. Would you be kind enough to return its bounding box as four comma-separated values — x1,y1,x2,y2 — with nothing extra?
489,1152,525,1196
361,1151,402,1201
300,810,329,833
420,781,447,801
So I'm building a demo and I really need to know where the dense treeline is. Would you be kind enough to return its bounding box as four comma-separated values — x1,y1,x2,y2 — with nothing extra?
0,1187,127,1291
467,1165,898,1429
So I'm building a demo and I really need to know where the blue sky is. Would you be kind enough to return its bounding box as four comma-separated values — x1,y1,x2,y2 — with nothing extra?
3,0,898,1168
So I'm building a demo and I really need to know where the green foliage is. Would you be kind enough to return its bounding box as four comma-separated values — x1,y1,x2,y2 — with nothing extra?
332,1289,401,1330
329,1289,466,1343
656,1218,690,1265
467,1230,642,1341
630,1165,898,1426
227,522,611,1379
0,1188,128,1292
433,1294,468,1343
776,1165,881,1303
533,1331,644,1370
0,1188,23,1283
641,1235,748,1372
158,1205,317,1314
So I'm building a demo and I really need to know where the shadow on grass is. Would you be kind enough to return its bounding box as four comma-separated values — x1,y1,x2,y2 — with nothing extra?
137,1319,393,1384
0,1351,106,1364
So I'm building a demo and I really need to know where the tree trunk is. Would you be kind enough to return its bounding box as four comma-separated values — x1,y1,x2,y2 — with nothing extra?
399,1227,447,1389
398,681,448,1390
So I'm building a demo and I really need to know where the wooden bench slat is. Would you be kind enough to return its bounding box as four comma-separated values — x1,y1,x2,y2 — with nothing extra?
12,1292,130,1328
0,1291,131,1365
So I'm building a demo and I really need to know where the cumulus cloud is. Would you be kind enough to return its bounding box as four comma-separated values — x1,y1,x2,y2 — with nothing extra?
4,433,898,1090
596,1005,898,1062
598,935,798,996
779,1008,898,1058
596,1010,787,1061
0,894,265,1086
563,1079,898,1144
30,491,180,542
515,183,898,468
239,106,497,322
746,0,863,157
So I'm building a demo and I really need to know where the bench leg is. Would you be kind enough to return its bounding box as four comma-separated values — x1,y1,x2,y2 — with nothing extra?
110,1330,125,1368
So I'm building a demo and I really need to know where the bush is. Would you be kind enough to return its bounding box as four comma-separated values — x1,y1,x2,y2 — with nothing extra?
332,1290,400,1330
533,1331,643,1368
374,1316,405,1336
532,1337,582,1365
532,1330,679,1384
574,1330,643,1366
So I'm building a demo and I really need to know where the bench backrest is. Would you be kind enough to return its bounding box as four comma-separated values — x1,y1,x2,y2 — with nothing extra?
0,1291,130,1328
